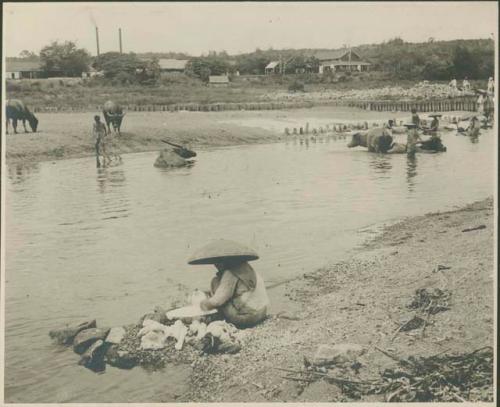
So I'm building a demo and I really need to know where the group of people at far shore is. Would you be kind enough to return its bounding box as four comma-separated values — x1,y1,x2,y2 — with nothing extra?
448,76,494,94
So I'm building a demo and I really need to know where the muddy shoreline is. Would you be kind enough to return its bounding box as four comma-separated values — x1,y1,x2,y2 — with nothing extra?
180,197,494,402
5,106,462,165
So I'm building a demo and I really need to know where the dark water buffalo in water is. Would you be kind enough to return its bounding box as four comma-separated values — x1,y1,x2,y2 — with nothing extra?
6,99,39,134
102,101,125,135
347,128,393,153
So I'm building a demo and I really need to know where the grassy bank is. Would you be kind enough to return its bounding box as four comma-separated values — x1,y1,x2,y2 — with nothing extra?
5,73,426,109
4,110,279,164
181,198,495,402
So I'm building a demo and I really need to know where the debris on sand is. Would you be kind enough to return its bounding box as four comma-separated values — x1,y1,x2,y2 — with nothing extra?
279,347,493,402
408,288,451,314
373,346,494,402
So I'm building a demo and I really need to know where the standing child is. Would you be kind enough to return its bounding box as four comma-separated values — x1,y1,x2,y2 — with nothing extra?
93,115,110,168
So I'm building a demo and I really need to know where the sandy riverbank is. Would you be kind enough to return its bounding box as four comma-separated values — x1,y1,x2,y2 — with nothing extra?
180,197,495,402
5,106,448,164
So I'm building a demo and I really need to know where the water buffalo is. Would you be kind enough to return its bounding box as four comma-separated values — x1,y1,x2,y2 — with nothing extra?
102,101,125,135
6,99,39,134
347,128,393,153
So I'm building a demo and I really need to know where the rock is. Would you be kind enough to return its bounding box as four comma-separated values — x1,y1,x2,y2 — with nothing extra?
297,379,342,402
105,327,126,344
140,330,168,350
312,343,366,367
154,149,191,168
105,345,138,369
73,327,110,355
138,310,169,325
218,340,241,354
49,319,96,345
276,311,301,321
78,339,108,372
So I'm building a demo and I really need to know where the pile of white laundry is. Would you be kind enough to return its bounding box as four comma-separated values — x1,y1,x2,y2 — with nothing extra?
138,318,241,352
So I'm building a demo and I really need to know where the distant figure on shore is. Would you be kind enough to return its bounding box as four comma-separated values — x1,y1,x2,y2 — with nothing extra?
93,115,110,168
487,77,494,94
411,108,421,128
449,78,457,90
188,240,269,328
483,94,494,125
462,77,471,92
476,92,485,115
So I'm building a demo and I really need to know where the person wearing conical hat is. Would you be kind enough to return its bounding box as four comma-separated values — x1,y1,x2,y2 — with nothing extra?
188,240,269,328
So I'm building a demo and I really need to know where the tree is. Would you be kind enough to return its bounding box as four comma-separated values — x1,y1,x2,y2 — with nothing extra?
95,52,142,79
19,50,38,60
452,46,477,78
39,41,91,77
186,55,230,81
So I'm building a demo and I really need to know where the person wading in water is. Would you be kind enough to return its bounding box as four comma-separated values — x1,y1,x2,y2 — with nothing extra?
93,115,110,168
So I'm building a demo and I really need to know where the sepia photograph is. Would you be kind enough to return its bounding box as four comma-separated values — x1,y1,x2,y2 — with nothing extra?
1,1,497,404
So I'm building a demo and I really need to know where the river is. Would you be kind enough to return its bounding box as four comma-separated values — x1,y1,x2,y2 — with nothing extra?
4,129,495,402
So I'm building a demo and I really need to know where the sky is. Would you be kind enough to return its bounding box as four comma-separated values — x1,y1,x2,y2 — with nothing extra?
3,2,498,57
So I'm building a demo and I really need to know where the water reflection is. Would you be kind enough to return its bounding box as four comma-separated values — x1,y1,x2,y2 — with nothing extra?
96,166,126,194
469,135,479,144
369,154,393,176
96,166,130,220
406,155,418,193
7,163,40,185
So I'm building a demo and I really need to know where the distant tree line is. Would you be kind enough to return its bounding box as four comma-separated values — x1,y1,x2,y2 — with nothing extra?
12,38,494,84
357,38,494,80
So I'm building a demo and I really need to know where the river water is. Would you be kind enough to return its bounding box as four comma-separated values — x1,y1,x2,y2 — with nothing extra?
4,129,495,402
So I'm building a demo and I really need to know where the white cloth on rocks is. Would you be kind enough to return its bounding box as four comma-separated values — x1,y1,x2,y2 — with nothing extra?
139,319,188,350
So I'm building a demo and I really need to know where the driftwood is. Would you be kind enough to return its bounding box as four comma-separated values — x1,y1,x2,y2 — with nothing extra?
461,225,486,232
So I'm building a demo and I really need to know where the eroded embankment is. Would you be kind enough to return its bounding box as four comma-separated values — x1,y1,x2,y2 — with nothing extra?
180,198,495,403
4,111,281,164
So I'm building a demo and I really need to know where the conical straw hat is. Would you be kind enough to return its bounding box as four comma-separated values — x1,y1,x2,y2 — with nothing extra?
188,239,259,265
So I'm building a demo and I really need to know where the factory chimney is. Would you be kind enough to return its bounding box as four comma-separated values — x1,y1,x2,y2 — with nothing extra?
95,26,100,57
119,28,123,54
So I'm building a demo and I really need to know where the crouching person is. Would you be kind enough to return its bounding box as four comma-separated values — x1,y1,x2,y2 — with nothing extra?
188,240,269,328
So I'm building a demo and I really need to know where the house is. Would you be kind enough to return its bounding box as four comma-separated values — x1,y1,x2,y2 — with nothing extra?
81,66,103,79
314,49,371,73
158,59,189,73
209,75,229,86
6,59,44,79
265,61,281,75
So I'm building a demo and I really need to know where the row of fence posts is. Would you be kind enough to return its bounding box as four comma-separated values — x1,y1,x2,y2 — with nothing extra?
33,101,315,113
346,97,477,113
32,96,477,114
283,120,395,138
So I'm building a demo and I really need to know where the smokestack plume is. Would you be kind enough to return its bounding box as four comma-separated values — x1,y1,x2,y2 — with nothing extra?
95,27,100,57
119,28,123,54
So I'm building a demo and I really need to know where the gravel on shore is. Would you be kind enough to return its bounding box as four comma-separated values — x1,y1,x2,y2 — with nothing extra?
180,198,495,402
